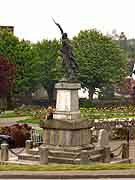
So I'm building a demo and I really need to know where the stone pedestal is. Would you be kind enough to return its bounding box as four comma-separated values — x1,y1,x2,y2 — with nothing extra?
40,118,92,149
53,82,81,120
40,81,93,151
40,80,93,164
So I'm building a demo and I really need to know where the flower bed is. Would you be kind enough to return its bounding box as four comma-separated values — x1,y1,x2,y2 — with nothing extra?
80,105,135,119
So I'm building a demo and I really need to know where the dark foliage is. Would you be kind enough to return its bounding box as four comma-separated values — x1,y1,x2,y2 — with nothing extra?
0,55,16,96
0,124,32,147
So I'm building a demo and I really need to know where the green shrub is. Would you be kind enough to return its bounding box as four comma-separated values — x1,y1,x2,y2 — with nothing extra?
80,100,95,108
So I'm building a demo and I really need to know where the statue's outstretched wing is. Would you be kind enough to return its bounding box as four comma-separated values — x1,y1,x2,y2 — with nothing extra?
52,18,64,35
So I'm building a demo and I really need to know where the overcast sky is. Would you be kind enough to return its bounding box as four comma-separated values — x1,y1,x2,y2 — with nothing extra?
0,0,135,42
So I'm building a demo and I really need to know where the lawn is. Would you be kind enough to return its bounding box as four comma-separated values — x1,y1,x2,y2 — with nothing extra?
1,163,135,171
17,118,40,124
2,105,135,125
0,112,32,118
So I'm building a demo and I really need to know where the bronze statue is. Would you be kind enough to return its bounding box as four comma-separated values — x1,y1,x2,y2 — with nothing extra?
53,19,78,81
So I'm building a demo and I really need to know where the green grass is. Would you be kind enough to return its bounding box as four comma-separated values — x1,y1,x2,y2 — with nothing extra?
81,110,135,119
81,114,135,119
17,115,135,125
17,118,40,124
2,105,135,124
17,114,135,125
0,113,32,118
0,163,135,171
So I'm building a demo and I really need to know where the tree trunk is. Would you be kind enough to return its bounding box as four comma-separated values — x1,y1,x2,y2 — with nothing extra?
88,87,95,101
0,96,7,111
46,85,55,106
7,93,13,110
24,91,32,105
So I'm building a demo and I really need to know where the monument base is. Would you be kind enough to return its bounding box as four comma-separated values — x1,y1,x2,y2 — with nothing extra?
39,81,94,163
40,118,92,148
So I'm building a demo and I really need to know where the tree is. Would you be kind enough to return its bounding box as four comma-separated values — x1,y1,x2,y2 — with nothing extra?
14,40,38,96
127,39,135,59
0,29,37,94
0,55,16,109
0,29,39,106
0,30,19,108
0,55,16,96
119,32,127,51
72,29,128,100
33,39,60,105
0,29,19,64
111,31,135,59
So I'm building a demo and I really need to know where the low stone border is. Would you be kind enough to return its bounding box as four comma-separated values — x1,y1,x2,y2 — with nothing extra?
1,170,135,179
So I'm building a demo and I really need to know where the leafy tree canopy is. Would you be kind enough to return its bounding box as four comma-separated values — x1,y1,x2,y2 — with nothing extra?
0,55,16,96
14,40,38,95
72,29,128,99
0,30,37,96
0,30,19,63
33,39,61,104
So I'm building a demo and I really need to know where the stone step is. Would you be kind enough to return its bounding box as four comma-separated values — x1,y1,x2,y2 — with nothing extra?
18,151,104,164
18,153,80,164
89,154,103,162
48,150,79,159
48,156,80,164
18,153,40,161
35,144,94,153
0,159,39,165
27,148,80,158
110,159,131,164
28,148,39,155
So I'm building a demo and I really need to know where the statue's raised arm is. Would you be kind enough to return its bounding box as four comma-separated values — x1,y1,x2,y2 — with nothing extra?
52,18,64,35
53,19,78,81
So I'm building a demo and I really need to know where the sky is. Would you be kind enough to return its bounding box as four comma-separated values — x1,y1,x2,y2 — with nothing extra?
0,0,135,42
